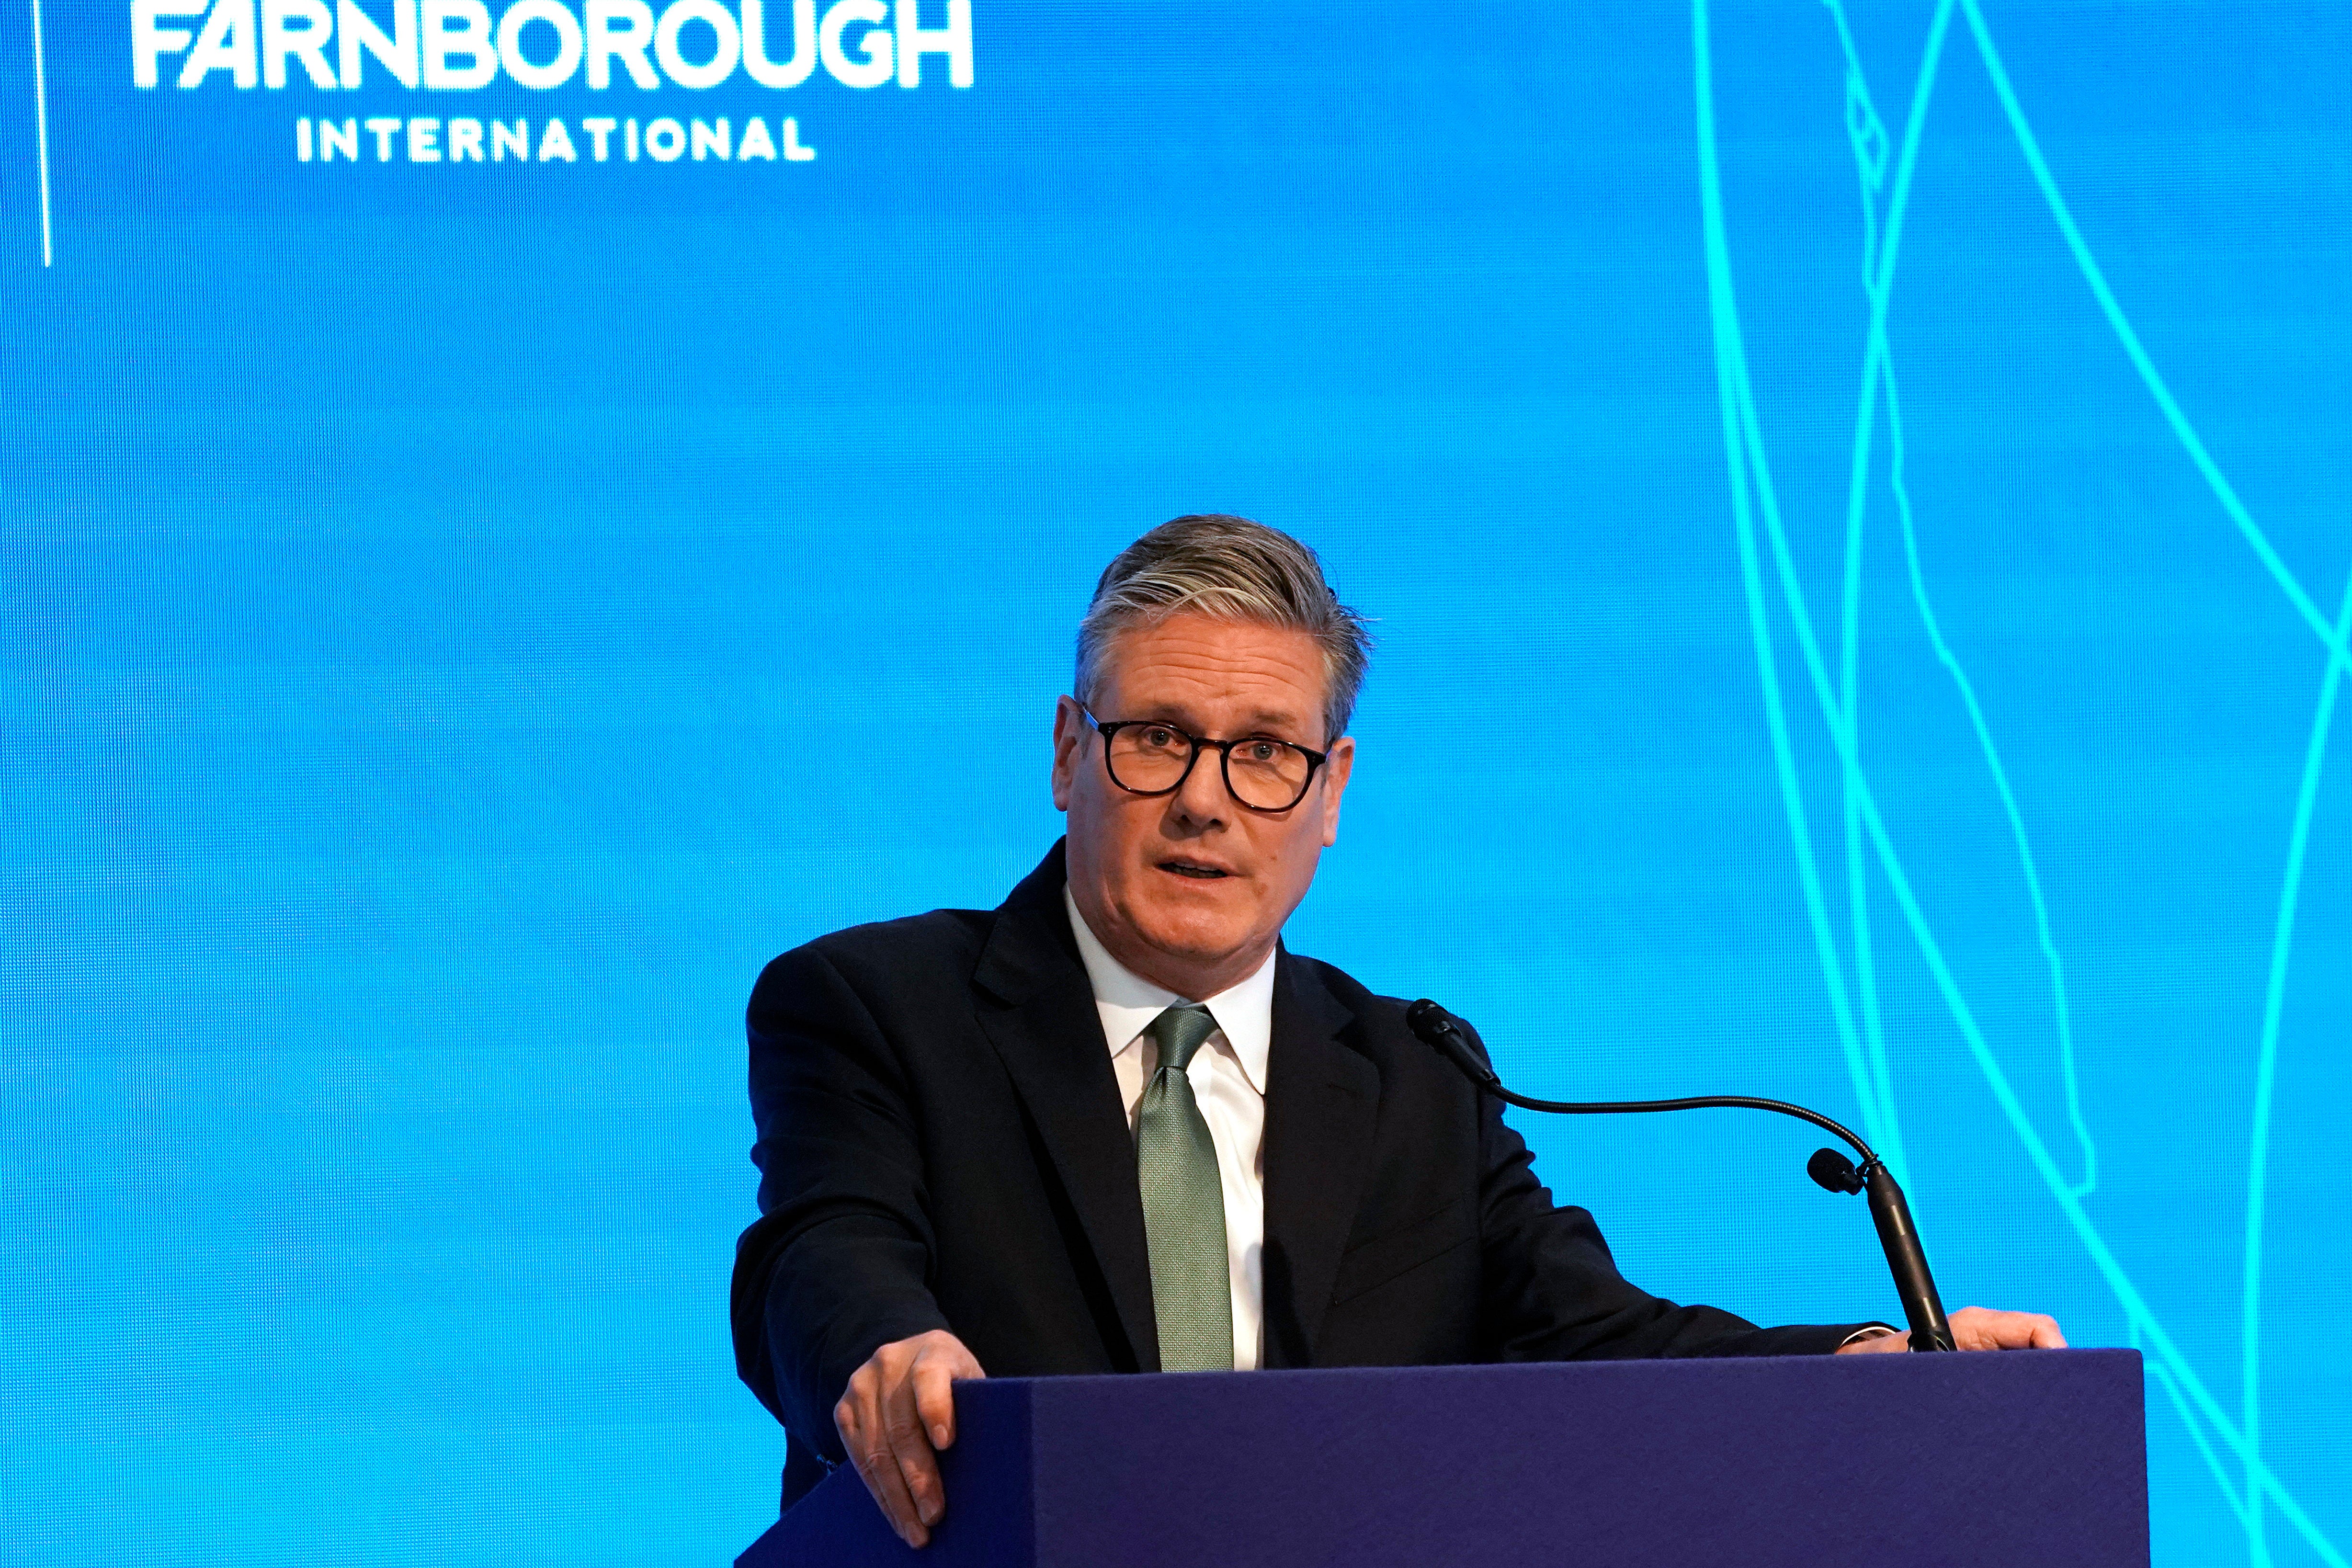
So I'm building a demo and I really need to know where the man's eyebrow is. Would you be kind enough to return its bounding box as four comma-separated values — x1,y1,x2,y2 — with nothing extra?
1238,708,1308,735
1125,703,1204,726
1213,708,1316,738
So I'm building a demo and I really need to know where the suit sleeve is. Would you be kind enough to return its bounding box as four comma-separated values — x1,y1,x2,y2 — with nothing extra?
730,943,954,1460
1460,1018,1868,1360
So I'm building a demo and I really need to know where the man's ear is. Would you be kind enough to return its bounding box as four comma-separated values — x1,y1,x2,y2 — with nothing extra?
1318,735,1355,847
1051,696,1085,812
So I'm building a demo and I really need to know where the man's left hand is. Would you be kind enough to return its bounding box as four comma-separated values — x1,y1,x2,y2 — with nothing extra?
1834,1306,2068,1353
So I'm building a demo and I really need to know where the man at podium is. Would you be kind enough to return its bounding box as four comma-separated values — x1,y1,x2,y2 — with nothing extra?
732,515,2064,1547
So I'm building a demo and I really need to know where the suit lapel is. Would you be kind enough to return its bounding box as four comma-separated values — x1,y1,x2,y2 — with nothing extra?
971,844,1161,1372
1259,950,1381,1368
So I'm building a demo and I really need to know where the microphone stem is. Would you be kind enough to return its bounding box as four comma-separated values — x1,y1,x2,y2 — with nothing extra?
1436,1030,1958,1353
1862,1161,1956,1352
1483,1083,1876,1166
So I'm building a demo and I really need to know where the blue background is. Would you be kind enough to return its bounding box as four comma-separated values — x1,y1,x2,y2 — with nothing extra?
4,2,2348,1564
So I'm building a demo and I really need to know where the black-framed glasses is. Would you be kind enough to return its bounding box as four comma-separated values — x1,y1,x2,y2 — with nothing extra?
1081,706,1329,812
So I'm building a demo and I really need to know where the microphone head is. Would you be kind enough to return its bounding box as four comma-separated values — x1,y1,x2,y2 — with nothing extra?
1408,999,1501,1089
1807,1147,1864,1194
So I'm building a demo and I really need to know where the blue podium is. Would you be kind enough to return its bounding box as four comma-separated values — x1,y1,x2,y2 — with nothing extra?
739,1350,2147,1568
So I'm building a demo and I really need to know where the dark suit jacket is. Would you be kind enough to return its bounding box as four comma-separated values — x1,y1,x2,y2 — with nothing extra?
733,841,1869,1503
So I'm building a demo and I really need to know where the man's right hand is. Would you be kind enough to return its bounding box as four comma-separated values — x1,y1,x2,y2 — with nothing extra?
833,1329,987,1549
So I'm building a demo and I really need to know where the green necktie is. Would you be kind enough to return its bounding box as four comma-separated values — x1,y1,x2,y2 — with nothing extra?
1136,1003,1235,1372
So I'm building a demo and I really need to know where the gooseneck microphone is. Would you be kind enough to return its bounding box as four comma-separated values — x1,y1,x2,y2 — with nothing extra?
1405,998,1957,1353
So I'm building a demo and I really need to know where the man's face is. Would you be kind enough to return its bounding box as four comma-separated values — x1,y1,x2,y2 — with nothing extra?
1052,612,1355,999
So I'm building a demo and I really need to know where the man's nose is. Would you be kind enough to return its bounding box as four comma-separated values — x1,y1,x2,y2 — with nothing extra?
1169,746,1230,826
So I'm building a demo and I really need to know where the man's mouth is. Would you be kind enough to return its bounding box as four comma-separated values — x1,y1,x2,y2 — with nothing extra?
1158,859,1232,880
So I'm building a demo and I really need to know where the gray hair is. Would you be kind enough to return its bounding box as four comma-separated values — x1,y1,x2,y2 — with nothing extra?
1076,514,1373,745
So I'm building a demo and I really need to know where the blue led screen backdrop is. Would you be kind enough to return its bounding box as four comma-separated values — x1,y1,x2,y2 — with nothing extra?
3,3,2348,1564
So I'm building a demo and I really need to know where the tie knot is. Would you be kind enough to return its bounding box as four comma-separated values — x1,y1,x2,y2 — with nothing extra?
1146,1003,1218,1073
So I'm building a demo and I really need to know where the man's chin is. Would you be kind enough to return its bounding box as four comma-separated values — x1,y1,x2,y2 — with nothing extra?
1126,910,1255,968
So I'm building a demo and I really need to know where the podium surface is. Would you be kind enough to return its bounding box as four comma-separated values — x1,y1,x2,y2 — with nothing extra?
741,1349,2147,1568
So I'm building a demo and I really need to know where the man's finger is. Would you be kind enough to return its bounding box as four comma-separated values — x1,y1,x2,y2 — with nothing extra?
1947,1306,2068,1351
863,1440,931,1548
1978,1309,2062,1349
833,1331,984,1548
839,1394,929,1547
884,1386,946,1532
912,1356,961,1451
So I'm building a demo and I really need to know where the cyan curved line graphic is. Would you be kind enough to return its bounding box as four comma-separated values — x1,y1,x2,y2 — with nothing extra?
1882,363,2097,1198
2145,1335,2247,1522
30,0,55,266
2242,573,2352,1566
1824,0,1920,1191
1955,0,2350,680
1822,0,2094,1202
1947,15,2350,1565
1692,4,2346,1563
1873,7,2341,1562
1719,267,1884,1170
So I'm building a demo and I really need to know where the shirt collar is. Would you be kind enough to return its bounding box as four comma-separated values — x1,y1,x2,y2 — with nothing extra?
1063,882,1274,1095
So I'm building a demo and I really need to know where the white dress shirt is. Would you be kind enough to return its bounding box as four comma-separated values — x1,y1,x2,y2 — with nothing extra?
1064,884,1273,1372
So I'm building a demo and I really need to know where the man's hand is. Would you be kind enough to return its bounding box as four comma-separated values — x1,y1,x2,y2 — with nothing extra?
834,1330,986,1548
1835,1306,2068,1353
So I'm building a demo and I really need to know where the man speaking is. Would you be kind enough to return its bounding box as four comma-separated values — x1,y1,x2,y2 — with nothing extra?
731,515,2063,1546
